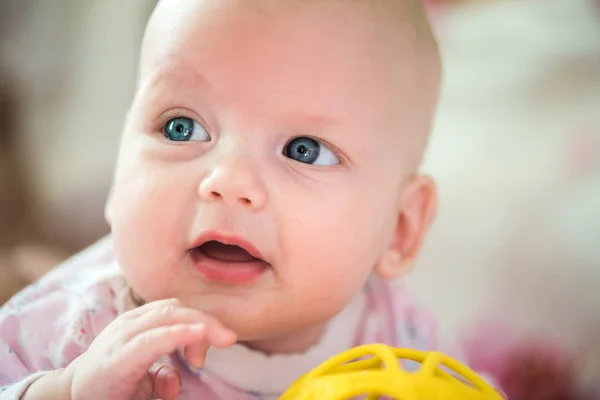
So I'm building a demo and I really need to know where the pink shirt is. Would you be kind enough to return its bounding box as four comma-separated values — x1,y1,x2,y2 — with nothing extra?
0,237,442,399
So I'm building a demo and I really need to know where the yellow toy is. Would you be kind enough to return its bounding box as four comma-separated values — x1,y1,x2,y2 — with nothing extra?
280,343,503,400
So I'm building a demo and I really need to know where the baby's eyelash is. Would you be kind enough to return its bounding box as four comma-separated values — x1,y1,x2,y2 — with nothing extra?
153,109,191,133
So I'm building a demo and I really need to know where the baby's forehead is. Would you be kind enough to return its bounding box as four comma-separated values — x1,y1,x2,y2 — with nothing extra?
140,0,434,89
145,0,428,48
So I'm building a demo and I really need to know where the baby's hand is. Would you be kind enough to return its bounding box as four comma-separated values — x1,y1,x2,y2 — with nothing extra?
62,298,237,400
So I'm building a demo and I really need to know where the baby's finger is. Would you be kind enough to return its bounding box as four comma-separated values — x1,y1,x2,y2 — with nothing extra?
184,334,211,368
149,363,181,400
183,320,237,368
120,298,182,321
121,303,237,347
203,317,237,348
120,305,214,342
123,323,207,377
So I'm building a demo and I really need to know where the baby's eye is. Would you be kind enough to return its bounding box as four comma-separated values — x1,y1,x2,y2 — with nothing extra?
164,117,210,142
283,137,339,166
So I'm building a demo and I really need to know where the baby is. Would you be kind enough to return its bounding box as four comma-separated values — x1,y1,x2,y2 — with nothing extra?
0,0,444,399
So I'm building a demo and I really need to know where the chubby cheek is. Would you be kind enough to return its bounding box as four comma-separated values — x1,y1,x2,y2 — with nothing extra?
279,184,396,311
110,158,196,300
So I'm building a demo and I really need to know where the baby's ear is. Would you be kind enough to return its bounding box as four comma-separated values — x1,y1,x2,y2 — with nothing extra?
375,175,437,279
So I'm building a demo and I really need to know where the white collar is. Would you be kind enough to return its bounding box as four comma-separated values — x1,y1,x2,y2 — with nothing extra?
197,292,366,397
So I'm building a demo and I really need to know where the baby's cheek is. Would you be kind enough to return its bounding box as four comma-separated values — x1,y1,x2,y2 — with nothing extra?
111,181,189,300
289,249,371,327
285,200,386,304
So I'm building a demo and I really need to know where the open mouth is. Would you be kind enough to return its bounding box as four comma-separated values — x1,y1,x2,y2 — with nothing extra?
190,236,268,284
195,240,262,263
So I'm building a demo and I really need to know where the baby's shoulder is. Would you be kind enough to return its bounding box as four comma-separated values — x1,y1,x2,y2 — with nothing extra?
362,277,438,350
0,237,123,372
2,236,121,313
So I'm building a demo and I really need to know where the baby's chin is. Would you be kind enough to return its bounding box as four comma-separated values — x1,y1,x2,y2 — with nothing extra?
180,291,346,353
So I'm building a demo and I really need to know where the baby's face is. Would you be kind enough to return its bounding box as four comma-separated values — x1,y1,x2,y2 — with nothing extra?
108,0,437,350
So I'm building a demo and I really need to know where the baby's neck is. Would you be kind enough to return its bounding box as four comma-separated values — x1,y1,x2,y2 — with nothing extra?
242,323,326,355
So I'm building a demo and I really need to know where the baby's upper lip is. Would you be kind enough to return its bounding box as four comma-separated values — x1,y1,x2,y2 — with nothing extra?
191,231,265,261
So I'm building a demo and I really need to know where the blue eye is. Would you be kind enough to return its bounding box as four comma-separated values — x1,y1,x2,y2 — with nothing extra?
284,137,339,166
164,117,210,142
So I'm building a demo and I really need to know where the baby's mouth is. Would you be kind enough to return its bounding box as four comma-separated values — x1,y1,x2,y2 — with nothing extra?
191,239,269,284
195,241,262,263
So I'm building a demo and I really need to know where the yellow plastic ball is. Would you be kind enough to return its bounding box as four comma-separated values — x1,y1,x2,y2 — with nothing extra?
280,344,503,400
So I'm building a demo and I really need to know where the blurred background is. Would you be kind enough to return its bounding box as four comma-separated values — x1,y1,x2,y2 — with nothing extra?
0,0,599,391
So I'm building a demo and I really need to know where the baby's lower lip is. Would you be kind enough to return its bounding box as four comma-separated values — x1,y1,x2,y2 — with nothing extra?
191,249,268,284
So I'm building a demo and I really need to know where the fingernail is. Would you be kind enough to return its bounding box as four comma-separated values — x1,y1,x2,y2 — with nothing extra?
186,349,206,369
227,331,238,343
191,356,205,369
218,332,238,347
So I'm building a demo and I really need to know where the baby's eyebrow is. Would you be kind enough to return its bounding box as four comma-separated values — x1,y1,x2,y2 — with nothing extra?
142,65,210,93
142,69,342,126
281,113,340,129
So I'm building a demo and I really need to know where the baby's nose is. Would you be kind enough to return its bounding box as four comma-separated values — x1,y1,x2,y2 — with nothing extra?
198,160,268,210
